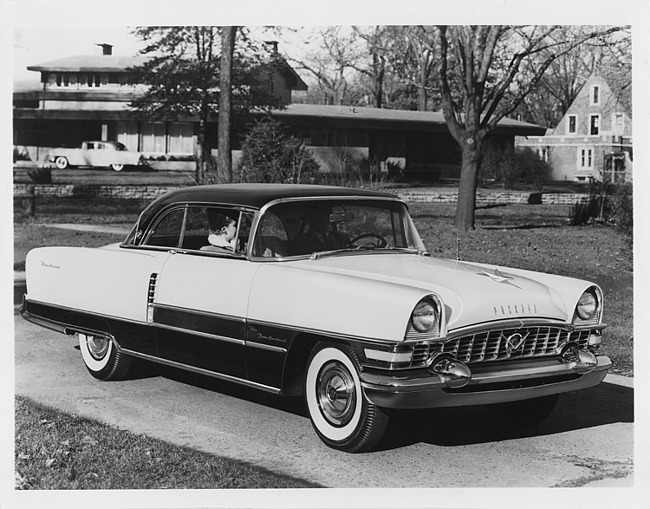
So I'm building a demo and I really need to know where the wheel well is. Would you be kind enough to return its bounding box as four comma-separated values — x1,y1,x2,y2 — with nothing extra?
282,333,355,397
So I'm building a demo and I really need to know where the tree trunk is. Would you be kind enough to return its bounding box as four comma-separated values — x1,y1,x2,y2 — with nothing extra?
217,26,236,183
454,141,482,230
195,116,209,184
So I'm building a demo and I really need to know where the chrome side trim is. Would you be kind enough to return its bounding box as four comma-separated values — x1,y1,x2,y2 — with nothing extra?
155,322,245,346
246,318,390,346
118,347,281,394
246,341,287,354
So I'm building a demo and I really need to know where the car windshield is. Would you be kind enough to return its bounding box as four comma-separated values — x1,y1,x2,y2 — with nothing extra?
251,199,426,259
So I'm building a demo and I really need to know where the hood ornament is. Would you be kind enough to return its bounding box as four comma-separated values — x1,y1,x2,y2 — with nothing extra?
478,269,514,284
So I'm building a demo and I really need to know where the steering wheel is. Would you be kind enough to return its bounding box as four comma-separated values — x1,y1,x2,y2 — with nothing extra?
346,233,388,249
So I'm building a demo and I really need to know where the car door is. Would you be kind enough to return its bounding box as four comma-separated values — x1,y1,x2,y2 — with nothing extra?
149,205,259,380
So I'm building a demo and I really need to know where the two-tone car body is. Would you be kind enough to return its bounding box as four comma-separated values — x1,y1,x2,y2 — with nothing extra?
49,141,145,171
21,184,611,452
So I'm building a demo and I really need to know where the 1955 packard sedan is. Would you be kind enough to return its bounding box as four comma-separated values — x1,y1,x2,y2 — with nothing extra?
21,184,611,452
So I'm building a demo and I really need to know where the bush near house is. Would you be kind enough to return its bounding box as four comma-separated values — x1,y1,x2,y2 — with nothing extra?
236,120,321,184
567,180,633,238
481,147,551,191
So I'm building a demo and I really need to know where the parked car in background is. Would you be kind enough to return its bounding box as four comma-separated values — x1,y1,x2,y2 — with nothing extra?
49,141,145,171
21,184,611,452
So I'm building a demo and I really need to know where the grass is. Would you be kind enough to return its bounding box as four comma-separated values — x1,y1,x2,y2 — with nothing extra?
14,396,320,490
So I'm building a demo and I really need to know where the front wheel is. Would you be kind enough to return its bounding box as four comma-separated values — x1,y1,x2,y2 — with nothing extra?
305,343,389,452
110,163,124,171
54,156,69,169
78,333,132,381
486,394,559,428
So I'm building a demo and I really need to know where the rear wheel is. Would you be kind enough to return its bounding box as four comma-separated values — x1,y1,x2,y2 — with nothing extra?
305,343,389,452
54,156,68,169
78,333,132,381
486,394,559,428
110,163,124,171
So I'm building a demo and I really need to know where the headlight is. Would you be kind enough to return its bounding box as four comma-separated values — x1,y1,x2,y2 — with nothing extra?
575,290,598,320
411,299,438,333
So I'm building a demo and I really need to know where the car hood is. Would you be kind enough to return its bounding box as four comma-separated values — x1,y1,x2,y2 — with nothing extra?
291,253,578,330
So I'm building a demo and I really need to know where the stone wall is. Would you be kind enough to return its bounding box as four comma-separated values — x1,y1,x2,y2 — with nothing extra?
14,183,588,206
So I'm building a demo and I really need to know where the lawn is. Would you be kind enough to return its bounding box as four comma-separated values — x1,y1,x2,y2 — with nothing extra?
15,396,320,489
14,197,634,376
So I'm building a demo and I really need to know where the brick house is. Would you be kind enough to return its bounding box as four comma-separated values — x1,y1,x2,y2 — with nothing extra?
516,70,632,182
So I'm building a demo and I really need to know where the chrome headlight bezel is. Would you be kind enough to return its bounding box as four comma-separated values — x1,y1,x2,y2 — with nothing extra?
573,286,603,325
405,294,445,341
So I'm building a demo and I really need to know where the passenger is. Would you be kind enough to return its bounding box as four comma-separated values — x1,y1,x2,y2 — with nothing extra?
201,211,238,252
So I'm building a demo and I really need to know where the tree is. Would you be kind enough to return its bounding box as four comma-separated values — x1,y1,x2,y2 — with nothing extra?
288,27,359,105
217,26,236,182
430,25,627,230
129,26,281,183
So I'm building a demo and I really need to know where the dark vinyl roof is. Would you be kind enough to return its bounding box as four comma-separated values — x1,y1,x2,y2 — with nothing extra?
139,183,399,224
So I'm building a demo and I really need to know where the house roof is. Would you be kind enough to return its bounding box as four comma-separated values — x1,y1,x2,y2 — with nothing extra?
27,54,148,73
599,67,632,115
272,104,546,136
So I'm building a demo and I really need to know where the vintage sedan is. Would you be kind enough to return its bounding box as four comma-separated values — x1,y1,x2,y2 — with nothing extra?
21,184,611,452
49,140,145,171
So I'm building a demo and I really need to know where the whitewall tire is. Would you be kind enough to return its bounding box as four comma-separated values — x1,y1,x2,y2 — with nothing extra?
110,163,124,171
54,156,68,169
78,333,132,381
305,343,389,452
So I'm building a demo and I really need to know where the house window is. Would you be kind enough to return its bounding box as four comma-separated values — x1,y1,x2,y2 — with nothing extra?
591,85,600,106
567,115,577,134
168,122,194,154
537,147,549,162
590,115,600,135
613,113,625,135
579,148,593,169
141,122,166,153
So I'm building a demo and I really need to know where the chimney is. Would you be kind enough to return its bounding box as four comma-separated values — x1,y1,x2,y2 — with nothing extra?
96,43,113,56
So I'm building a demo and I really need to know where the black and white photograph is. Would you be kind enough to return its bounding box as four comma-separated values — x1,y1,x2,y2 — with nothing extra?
2,0,648,508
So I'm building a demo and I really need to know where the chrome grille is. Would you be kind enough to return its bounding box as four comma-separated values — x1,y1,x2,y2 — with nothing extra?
412,327,591,367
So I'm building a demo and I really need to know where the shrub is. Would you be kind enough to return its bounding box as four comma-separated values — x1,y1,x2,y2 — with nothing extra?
609,181,633,237
568,197,599,226
236,120,320,184
480,146,550,191
27,167,52,184
14,147,31,162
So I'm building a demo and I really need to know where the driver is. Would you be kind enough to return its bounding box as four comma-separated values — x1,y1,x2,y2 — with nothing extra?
294,208,349,254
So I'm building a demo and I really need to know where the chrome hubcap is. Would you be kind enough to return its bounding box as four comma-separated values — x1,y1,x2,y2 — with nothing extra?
86,335,110,360
317,361,356,427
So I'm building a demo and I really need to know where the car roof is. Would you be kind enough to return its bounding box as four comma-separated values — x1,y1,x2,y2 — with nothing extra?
147,183,399,210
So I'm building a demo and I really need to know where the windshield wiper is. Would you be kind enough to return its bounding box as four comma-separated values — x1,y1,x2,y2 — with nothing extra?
311,247,428,260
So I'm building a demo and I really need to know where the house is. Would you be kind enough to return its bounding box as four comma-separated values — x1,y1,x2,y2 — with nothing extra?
516,70,632,182
14,44,546,177
13,43,308,162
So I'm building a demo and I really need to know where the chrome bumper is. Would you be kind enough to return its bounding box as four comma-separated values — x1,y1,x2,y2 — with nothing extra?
360,355,612,409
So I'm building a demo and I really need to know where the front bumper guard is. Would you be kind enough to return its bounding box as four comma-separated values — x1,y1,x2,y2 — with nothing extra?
360,354,612,410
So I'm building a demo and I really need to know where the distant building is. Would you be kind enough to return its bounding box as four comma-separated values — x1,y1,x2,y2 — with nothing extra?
516,70,632,182
14,44,546,177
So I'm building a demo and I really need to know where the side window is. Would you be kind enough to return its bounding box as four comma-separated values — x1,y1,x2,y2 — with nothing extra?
181,206,253,255
253,211,289,257
144,208,186,248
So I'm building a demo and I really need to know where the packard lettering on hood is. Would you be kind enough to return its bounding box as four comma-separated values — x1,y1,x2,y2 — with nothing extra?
21,184,611,453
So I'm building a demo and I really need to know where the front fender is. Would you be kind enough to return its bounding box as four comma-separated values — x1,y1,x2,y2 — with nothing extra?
247,262,431,343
